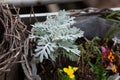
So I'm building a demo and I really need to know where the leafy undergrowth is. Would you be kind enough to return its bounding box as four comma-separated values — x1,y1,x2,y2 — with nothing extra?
29,10,120,80
35,36,120,80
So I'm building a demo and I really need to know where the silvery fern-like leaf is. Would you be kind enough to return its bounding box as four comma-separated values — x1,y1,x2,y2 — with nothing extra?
35,42,57,62
51,25,84,41
58,41,80,55
61,46,80,55
49,53,58,61
30,10,84,62
56,10,76,25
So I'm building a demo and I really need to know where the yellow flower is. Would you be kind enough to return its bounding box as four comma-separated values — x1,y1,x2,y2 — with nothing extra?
108,52,115,62
63,66,78,79
106,63,118,73
112,65,117,73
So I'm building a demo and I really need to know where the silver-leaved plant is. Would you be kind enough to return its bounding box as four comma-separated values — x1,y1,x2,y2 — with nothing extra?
29,10,84,62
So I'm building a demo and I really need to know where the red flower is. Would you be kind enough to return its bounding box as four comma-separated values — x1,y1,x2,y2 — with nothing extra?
101,46,117,73
101,46,111,58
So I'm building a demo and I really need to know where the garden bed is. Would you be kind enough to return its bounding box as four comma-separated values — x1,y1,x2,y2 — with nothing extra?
0,3,120,80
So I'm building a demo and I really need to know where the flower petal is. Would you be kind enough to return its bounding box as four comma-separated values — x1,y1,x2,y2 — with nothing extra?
69,74,75,79
63,68,68,73
73,67,78,71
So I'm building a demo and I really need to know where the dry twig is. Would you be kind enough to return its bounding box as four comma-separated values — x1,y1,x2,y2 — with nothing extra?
0,3,29,75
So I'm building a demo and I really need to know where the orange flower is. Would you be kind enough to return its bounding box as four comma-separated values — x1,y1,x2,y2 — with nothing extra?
108,51,115,62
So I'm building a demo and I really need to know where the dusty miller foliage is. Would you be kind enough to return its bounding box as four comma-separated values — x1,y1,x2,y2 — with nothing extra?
29,10,84,62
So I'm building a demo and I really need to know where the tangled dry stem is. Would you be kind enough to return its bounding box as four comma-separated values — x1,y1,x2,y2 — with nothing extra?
0,3,29,75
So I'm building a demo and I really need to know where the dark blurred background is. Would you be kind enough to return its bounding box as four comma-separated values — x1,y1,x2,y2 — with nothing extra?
9,0,120,14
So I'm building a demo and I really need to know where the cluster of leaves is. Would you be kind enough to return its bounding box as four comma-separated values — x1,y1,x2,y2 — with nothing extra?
88,37,109,80
29,10,84,62
79,37,109,80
